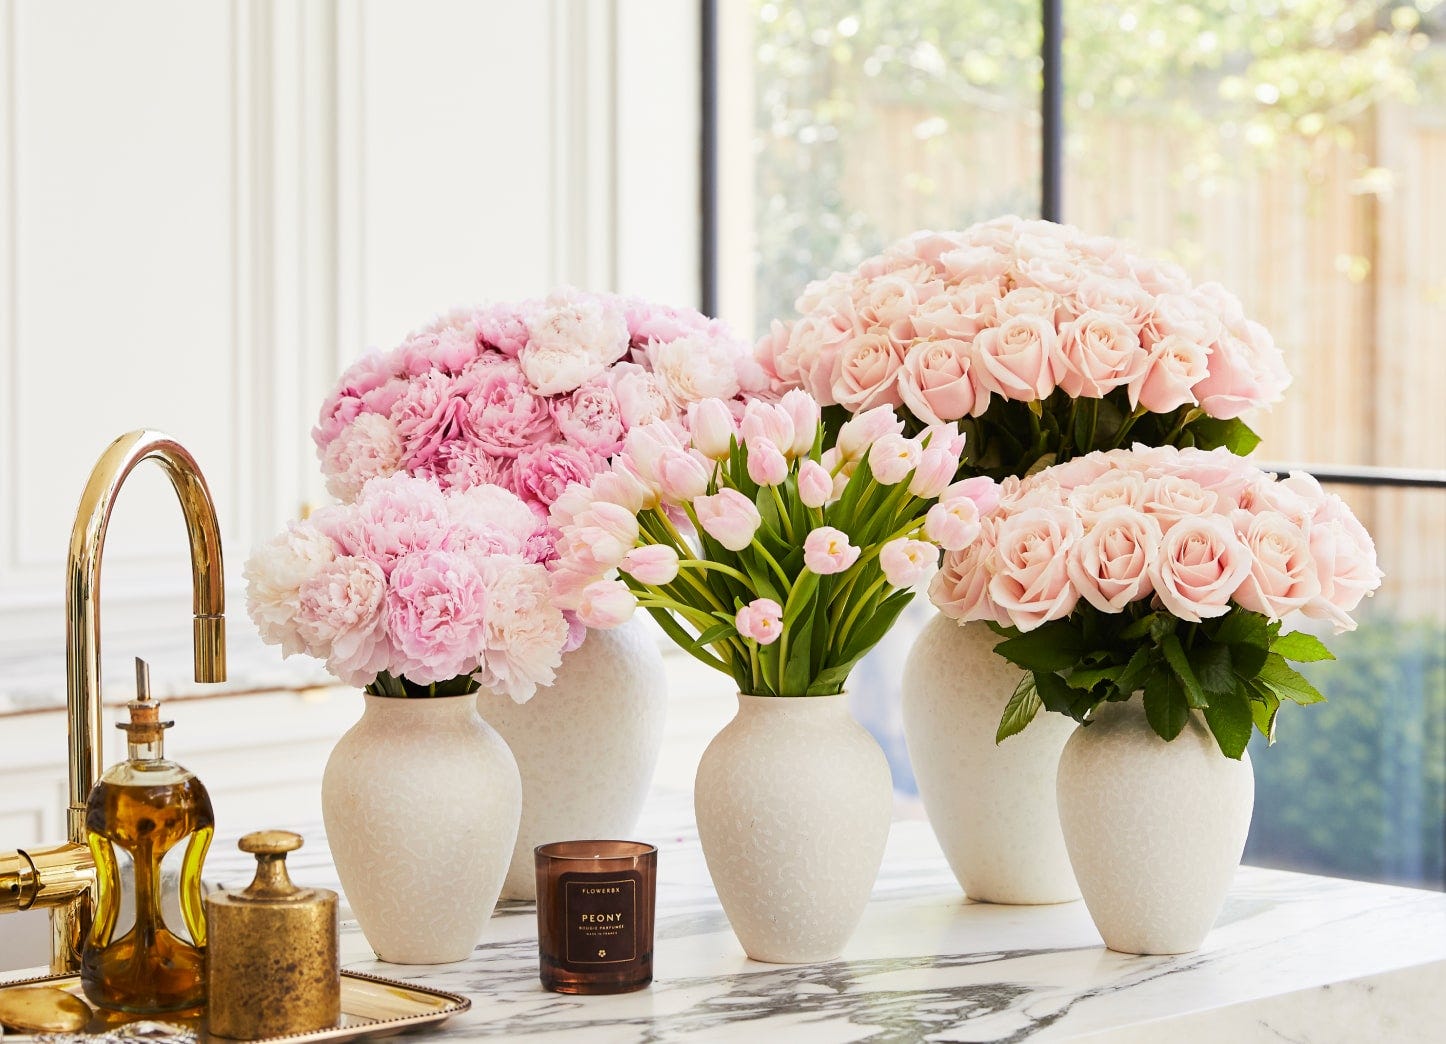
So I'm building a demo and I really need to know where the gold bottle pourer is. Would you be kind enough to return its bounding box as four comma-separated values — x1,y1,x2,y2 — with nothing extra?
119,658,174,743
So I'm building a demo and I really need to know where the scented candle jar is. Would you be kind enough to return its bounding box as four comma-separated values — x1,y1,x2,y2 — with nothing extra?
534,841,656,994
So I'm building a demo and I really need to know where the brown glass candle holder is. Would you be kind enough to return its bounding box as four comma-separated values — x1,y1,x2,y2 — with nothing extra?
535,840,657,994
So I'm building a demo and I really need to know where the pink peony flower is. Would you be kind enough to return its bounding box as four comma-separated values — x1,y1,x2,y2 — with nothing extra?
647,334,745,407
803,526,861,575
475,558,569,702
324,473,453,577
1148,515,1252,622
321,413,404,502
465,363,557,459
521,290,630,395
244,522,338,657
475,302,532,357
611,365,674,427
392,371,473,473
552,380,626,456
735,598,783,645
386,549,492,685
695,489,762,551
296,556,391,687
513,444,605,511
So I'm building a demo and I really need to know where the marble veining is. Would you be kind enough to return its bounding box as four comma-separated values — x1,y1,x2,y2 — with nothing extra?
192,785,1446,1043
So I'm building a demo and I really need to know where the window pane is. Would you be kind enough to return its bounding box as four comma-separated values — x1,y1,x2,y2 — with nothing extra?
1245,485,1446,890
1062,0,1446,470
743,1,1043,335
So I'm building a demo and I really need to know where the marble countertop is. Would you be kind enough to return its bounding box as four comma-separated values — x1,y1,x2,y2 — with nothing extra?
192,786,1446,1044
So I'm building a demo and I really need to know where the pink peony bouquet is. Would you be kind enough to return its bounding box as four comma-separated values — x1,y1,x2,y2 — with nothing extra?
313,287,767,512
244,474,573,701
930,445,1383,757
756,216,1291,479
548,392,997,697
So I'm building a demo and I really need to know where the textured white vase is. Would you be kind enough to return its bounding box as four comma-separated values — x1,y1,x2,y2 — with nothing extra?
1056,700,1255,955
477,617,667,900
322,694,521,964
694,694,892,964
901,614,1080,904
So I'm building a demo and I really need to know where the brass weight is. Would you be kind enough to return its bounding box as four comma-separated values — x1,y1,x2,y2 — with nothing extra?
204,832,340,1040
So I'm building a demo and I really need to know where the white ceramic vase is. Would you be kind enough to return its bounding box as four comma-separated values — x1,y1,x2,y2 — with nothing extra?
694,694,892,964
477,617,667,900
901,614,1079,904
1056,700,1255,955
321,693,521,964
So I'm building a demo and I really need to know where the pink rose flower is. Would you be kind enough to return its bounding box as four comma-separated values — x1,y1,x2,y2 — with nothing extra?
695,489,762,551
1055,311,1147,399
1073,276,1153,326
552,380,626,456
831,332,906,412
1300,491,1383,631
1142,474,1220,531
1148,515,1252,622
386,549,491,684
994,286,1064,324
898,338,991,424
735,598,783,645
929,525,1007,624
880,538,938,588
1141,292,1221,349
798,460,834,508
1066,507,1161,613
972,315,1059,402
1067,472,1147,524
1131,334,1210,413
910,282,1000,341
1232,510,1321,620
869,433,922,486
576,578,638,629
988,505,1082,631
620,544,680,586
803,526,861,575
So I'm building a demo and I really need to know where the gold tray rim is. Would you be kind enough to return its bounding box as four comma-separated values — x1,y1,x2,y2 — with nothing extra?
0,969,471,1043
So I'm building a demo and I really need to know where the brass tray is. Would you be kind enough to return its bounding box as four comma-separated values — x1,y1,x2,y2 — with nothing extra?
0,971,470,1043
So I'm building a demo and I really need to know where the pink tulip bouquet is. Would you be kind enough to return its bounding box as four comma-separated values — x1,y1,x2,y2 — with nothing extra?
930,445,1383,757
244,474,572,701
548,392,997,697
756,216,1291,479
313,287,766,513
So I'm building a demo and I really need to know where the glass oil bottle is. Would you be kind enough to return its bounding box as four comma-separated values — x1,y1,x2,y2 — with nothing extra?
80,658,215,1013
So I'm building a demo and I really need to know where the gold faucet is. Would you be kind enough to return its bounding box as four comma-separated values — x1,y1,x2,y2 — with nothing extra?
0,431,227,973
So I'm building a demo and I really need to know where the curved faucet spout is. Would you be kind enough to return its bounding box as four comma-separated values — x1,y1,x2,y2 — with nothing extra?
64,430,228,843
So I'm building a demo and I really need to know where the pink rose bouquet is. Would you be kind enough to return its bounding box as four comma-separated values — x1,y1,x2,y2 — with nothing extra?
243,474,572,702
930,445,1383,757
313,288,767,514
548,392,996,697
756,216,1291,479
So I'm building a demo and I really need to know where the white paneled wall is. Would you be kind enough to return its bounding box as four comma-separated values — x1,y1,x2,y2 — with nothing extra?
0,0,699,661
